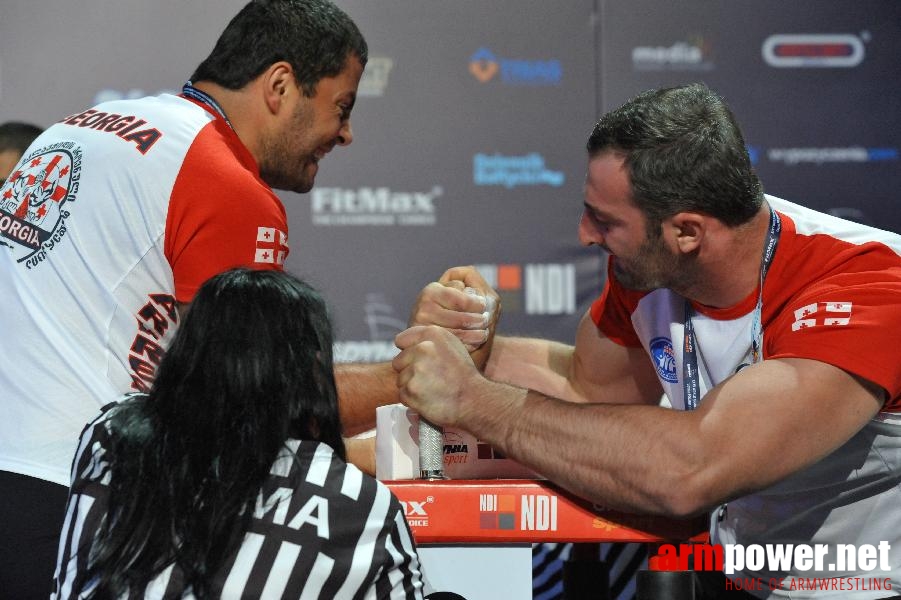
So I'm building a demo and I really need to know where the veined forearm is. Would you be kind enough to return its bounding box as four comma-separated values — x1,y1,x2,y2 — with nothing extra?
486,337,585,402
458,382,709,517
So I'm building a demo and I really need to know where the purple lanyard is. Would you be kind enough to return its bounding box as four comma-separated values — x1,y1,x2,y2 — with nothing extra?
683,206,781,410
182,81,233,130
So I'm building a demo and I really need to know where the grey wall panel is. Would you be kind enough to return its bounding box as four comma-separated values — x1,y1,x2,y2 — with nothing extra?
2,0,897,357
597,0,901,232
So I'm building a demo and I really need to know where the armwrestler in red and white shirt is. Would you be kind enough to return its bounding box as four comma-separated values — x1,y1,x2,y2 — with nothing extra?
395,82,901,598
591,195,901,594
1,93,289,488
396,185,901,598
0,21,385,596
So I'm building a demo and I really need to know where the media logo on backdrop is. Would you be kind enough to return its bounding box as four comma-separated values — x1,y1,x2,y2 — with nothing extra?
747,145,899,166
310,186,440,226
744,142,895,227
473,153,564,188
469,48,562,86
632,36,714,71
357,56,393,97
762,34,867,68
474,263,576,315
767,147,897,166
334,340,398,363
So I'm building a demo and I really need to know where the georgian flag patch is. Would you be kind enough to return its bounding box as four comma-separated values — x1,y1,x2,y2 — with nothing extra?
791,302,852,331
254,226,289,265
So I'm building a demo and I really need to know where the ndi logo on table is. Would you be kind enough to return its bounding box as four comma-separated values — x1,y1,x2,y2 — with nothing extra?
478,493,558,532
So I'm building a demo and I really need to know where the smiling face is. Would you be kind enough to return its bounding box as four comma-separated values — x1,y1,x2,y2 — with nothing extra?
580,151,688,292
258,55,364,194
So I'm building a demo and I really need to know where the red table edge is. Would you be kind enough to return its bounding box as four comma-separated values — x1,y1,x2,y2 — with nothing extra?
385,478,709,545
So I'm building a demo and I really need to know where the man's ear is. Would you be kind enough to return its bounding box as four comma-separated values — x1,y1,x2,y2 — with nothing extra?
667,212,706,254
261,61,295,115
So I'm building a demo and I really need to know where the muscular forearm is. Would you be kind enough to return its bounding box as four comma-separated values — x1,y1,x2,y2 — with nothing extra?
486,336,587,402
396,327,884,520
335,361,398,436
392,325,693,512
456,379,712,517
455,360,886,518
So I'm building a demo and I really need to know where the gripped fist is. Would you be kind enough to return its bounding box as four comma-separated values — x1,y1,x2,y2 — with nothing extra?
392,325,481,428
408,266,501,371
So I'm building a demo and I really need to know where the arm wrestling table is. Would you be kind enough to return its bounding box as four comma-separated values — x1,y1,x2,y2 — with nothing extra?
386,479,708,600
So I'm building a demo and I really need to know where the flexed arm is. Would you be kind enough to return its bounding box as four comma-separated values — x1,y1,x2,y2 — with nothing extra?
392,324,884,517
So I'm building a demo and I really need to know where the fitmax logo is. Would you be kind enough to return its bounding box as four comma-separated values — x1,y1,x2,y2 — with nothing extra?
311,186,440,226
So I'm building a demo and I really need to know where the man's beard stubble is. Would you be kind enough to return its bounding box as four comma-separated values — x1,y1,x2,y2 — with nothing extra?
258,102,317,194
613,234,698,294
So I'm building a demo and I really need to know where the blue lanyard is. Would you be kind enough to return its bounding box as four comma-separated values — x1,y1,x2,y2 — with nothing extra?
683,206,781,410
182,81,233,130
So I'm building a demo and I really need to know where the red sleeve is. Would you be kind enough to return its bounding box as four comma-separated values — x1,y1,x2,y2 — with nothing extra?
765,246,901,410
589,256,646,348
164,122,288,303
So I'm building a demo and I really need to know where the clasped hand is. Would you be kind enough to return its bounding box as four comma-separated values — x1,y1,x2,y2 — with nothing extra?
392,266,501,427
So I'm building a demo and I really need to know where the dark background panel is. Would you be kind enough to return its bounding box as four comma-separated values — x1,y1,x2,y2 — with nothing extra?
285,0,598,348
1,0,897,354
597,0,901,230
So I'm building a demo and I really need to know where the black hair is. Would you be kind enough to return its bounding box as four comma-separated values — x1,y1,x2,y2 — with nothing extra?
0,121,43,154
587,83,764,230
80,268,344,598
190,0,368,97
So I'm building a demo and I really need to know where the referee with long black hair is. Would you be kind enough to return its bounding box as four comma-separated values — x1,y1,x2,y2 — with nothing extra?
52,268,424,599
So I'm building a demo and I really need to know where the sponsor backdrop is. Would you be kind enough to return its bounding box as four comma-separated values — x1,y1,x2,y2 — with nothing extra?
2,1,899,598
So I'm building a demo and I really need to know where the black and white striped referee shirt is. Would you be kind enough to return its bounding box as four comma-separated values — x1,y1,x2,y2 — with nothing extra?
53,413,425,599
